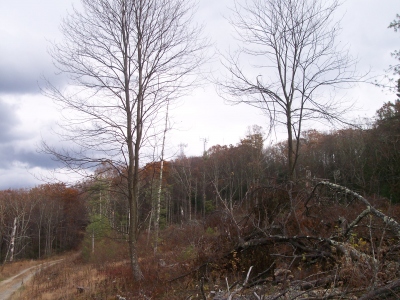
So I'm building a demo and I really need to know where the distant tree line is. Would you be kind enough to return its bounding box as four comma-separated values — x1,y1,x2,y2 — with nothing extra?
110,97,400,234
2,96,400,263
0,184,87,262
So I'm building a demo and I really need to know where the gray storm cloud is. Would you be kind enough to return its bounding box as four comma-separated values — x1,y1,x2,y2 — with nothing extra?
0,99,61,171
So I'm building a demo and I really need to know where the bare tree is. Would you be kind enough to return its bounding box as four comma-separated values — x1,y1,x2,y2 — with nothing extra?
389,14,400,77
43,0,205,281
219,0,361,180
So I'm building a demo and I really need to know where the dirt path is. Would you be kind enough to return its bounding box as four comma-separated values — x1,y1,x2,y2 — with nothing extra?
0,259,64,300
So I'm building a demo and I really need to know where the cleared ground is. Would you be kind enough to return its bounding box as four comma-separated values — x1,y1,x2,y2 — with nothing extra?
0,259,64,300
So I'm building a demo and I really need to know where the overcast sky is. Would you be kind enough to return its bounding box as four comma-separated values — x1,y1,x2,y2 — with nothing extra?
0,0,399,189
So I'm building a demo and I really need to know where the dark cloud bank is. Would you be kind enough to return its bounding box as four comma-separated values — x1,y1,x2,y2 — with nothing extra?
0,99,61,171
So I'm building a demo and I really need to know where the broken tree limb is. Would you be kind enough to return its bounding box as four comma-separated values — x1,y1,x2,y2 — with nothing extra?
310,182,400,238
291,275,337,291
238,234,377,268
212,181,242,239
344,208,371,237
327,239,377,265
238,234,326,252
227,266,253,300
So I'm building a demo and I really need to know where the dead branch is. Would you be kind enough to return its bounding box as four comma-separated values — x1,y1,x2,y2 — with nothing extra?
246,262,275,287
238,235,333,260
327,239,377,265
358,278,400,299
227,266,253,300
311,182,400,238
238,233,379,276
212,181,243,239
344,208,371,237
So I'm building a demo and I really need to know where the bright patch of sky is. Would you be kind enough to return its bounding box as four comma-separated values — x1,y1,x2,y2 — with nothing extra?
0,0,399,189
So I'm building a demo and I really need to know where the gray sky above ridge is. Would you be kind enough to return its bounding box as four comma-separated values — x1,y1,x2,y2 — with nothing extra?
0,0,399,189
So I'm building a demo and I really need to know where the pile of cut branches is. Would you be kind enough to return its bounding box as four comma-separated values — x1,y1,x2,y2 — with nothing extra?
177,182,400,299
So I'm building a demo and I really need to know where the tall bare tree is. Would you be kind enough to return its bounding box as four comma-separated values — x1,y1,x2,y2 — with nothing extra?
43,0,205,280
219,0,361,180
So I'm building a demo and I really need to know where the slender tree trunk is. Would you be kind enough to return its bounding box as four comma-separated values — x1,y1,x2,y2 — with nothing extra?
9,218,17,262
229,176,233,211
154,101,169,253
147,208,153,245
286,107,295,181
38,226,41,259
203,171,206,218
92,228,94,254
194,179,198,218
188,180,192,221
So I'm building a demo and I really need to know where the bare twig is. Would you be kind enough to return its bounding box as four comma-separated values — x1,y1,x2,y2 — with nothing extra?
228,266,253,300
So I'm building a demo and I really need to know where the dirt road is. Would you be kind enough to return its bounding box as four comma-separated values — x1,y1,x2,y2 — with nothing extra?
0,259,64,300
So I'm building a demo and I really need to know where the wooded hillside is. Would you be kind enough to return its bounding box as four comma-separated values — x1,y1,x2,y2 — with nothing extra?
3,100,400,299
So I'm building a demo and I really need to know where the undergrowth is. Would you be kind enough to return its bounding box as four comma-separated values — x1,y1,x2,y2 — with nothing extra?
10,188,400,299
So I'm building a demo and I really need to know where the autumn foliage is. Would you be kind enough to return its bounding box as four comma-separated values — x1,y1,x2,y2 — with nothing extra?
0,184,87,261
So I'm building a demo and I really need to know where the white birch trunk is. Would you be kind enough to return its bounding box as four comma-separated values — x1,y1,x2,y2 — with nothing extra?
9,218,17,262
154,100,169,253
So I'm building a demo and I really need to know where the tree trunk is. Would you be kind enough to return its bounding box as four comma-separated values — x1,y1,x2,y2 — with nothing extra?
286,107,295,181
122,0,143,280
9,218,17,262
154,101,169,254
203,171,206,218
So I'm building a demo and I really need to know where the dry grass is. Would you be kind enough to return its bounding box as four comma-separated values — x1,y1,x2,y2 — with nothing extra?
13,255,109,300
0,260,38,282
5,190,400,299
9,224,229,300
0,254,69,282
10,207,399,300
